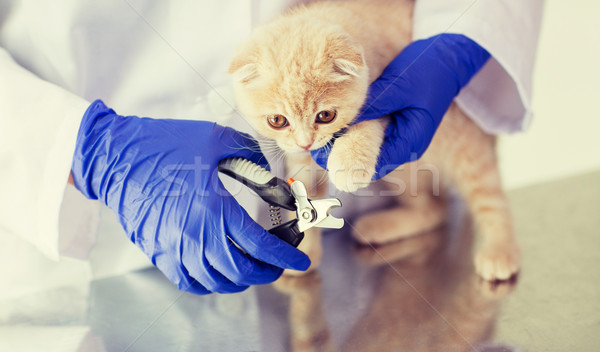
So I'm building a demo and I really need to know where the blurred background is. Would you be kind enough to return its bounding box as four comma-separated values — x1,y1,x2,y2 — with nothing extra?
499,0,600,189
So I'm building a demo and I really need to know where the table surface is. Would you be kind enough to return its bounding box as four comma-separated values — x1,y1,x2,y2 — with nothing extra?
6,171,600,351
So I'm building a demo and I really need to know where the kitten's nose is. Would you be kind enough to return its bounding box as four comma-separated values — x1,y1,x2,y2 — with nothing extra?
299,143,313,150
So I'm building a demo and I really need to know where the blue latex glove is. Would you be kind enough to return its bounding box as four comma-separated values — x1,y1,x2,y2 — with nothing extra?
312,34,490,179
72,100,310,294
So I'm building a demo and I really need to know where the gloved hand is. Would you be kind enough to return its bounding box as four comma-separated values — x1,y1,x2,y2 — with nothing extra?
312,34,490,179
72,100,310,294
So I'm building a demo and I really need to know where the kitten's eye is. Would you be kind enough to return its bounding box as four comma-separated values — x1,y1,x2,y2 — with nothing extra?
315,109,337,124
267,114,288,129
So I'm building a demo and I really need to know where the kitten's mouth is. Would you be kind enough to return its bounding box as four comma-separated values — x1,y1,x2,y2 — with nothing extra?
286,149,312,155
281,143,325,154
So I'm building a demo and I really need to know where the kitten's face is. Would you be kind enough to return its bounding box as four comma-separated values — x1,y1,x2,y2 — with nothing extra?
229,16,369,154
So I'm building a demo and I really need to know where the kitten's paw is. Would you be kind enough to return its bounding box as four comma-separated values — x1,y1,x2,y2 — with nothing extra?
283,265,318,277
353,213,393,245
353,211,423,245
353,227,443,267
282,229,322,277
474,241,520,281
327,137,377,192
273,271,322,294
477,275,517,300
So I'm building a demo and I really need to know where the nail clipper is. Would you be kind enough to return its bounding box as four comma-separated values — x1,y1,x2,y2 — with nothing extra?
218,158,344,247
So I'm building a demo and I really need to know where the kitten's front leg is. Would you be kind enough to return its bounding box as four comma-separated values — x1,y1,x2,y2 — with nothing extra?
327,118,388,192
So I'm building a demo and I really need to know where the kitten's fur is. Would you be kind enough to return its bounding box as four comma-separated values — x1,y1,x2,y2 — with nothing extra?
229,0,519,281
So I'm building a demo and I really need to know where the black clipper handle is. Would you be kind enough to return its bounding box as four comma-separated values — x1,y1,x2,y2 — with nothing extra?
269,219,304,248
218,158,303,247
218,158,296,211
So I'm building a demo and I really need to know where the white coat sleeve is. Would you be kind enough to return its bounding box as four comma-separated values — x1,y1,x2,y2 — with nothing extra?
413,0,544,133
0,47,96,260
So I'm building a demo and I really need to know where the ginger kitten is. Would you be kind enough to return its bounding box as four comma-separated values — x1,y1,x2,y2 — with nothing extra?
229,0,519,281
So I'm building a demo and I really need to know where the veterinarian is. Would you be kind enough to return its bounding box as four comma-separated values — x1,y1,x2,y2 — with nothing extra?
0,0,542,304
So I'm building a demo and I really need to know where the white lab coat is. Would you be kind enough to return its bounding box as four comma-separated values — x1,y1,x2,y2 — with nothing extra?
0,0,543,346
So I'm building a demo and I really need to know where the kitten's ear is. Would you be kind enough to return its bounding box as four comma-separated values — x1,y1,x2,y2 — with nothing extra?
330,43,365,82
229,45,259,84
229,61,258,84
333,58,362,78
